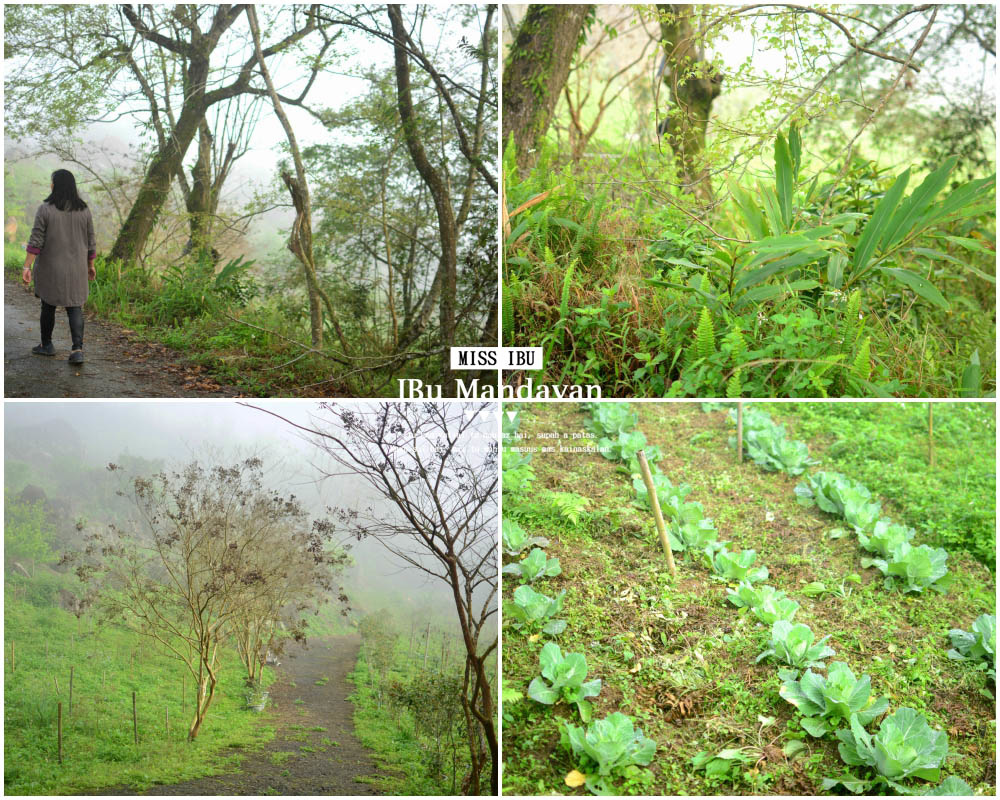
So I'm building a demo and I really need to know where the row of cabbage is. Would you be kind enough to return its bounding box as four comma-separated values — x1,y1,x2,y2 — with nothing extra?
501,409,656,796
730,406,994,671
503,404,989,794
723,405,993,794
578,403,980,794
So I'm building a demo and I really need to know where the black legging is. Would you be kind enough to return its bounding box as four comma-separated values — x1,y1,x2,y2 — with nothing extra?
40,300,84,350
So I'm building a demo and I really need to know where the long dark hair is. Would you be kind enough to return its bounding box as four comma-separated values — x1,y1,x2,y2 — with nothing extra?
44,169,88,212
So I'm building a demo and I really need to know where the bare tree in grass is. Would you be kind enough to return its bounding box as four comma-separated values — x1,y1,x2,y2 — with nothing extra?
251,402,499,794
228,513,351,688
69,457,345,740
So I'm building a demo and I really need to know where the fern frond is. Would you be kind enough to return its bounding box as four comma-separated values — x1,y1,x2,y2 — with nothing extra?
725,327,747,368
695,307,716,361
726,369,742,398
558,260,576,346
502,283,514,343
548,491,589,525
853,336,872,382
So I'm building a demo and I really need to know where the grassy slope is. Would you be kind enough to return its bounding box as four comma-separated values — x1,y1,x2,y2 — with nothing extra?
4,597,275,795
501,402,995,796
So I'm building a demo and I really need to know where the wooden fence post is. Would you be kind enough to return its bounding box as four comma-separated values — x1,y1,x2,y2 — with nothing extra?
57,702,63,764
637,450,677,579
132,691,138,746
69,667,74,715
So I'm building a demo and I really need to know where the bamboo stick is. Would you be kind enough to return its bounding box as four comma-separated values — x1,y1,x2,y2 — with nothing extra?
637,451,677,578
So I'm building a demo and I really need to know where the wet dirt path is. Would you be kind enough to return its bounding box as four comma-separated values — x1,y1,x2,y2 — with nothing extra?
5,278,231,397
105,635,387,795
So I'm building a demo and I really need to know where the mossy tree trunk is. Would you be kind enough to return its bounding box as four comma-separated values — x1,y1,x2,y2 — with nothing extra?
502,4,593,175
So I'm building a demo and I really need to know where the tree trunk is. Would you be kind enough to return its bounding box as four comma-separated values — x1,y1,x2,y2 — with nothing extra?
388,5,458,392
657,4,722,202
109,81,208,266
184,119,215,259
502,5,593,175
247,6,348,352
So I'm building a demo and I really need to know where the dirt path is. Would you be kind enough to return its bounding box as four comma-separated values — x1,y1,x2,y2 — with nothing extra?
4,278,232,397
104,635,387,796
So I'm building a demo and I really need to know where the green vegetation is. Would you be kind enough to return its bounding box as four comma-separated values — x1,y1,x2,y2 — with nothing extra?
503,6,995,397
501,402,994,795
527,643,602,722
947,615,996,680
779,661,889,738
778,403,996,568
5,4,497,397
349,622,486,795
4,587,275,795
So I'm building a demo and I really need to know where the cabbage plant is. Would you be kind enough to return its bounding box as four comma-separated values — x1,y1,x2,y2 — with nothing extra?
858,519,915,560
757,620,835,669
726,581,780,609
502,518,549,556
631,473,691,512
948,614,996,678
659,497,718,553
748,431,816,476
502,547,561,584
598,430,661,466
710,547,769,583
562,712,656,795
795,472,872,516
779,661,888,737
872,542,950,594
585,403,638,437
823,708,950,794
527,642,602,721
753,594,800,625
728,407,816,475
504,585,567,635
842,497,882,534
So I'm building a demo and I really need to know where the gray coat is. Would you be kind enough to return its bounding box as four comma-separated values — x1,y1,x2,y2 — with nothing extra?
27,202,96,307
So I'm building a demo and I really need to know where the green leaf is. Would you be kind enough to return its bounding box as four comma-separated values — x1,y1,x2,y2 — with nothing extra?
727,176,766,239
827,252,847,288
921,174,996,227
735,246,826,291
800,717,830,737
912,247,996,283
759,182,785,235
788,124,802,180
878,267,949,309
775,133,793,228
643,278,719,306
853,169,910,272
881,157,957,250
734,279,819,309
960,349,981,398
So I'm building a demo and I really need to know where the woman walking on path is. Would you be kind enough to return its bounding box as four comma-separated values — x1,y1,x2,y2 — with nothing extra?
21,169,97,364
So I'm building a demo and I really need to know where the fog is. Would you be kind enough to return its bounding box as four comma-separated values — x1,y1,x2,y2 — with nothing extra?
4,400,500,631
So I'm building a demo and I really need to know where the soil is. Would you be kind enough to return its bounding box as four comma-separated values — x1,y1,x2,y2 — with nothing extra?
5,278,233,398
100,635,388,795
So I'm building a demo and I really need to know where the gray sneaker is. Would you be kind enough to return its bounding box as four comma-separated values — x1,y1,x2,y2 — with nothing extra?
32,344,56,356
68,349,84,364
